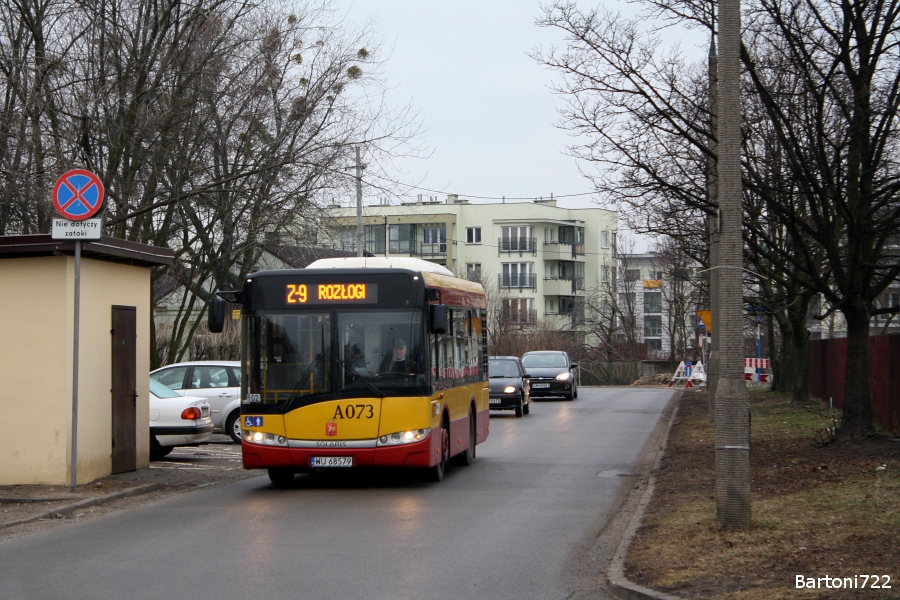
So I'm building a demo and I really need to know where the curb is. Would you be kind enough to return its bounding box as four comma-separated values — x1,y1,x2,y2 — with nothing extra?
0,483,161,530
606,394,684,600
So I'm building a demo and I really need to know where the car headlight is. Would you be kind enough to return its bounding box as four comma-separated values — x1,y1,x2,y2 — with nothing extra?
243,430,287,446
377,429,429,446
503,386,517,394
556,372,571,381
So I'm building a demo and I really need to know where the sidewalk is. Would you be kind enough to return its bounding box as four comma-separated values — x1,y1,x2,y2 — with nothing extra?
0,437,253,533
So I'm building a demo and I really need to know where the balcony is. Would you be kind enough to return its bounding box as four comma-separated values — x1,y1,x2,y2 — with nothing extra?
498,274,537,291
542,277,585,296
498,237,537,256
339,239,386,255
542,310,586,326
542,241,585,261
500,309,537,326
387,240,448,259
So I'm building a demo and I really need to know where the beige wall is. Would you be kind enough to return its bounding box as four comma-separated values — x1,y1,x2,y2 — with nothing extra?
0,255,151,485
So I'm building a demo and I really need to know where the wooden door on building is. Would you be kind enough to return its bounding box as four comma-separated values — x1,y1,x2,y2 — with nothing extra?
111,306,137,473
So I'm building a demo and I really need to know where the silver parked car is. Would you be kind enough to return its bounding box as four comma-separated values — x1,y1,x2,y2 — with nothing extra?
150,361,242,443
149,380,213,459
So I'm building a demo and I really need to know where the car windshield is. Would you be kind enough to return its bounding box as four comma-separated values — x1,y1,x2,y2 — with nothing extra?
150,379,181,399
521,353,568,368
488,359,519,378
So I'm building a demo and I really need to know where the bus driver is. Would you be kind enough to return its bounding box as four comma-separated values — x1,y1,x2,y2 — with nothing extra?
379,338,415,378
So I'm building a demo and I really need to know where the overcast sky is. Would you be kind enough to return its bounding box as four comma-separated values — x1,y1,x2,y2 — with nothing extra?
333,1,696,250
333,1,602,208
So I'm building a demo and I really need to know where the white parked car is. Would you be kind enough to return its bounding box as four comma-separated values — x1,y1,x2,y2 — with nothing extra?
150,361,242,443
149,380,213,460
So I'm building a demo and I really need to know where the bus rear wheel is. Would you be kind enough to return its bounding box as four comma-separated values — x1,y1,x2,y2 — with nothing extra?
268,468,295,487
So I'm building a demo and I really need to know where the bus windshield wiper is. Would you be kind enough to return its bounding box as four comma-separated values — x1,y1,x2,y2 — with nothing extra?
284,353,325,409
342,359,385,398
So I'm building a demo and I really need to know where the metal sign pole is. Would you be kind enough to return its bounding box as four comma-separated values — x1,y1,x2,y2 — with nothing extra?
70,240,81,492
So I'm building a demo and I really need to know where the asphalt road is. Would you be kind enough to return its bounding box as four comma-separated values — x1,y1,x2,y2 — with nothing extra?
0,386,673,600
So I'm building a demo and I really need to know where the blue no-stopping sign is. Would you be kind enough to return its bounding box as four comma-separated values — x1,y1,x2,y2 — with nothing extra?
53,169,104,220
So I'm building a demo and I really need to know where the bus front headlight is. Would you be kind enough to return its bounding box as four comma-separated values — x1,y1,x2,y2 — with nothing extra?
377,429,429,446
244,430,287,446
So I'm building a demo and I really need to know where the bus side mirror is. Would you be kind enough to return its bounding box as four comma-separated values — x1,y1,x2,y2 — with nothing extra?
430,304,447,334
209,296,226,333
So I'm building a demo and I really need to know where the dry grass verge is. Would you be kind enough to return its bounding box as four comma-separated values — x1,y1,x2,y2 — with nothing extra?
625,389,899,599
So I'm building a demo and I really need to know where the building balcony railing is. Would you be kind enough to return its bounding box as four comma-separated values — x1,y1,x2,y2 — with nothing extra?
542,277,585,296
387,240,447,257
542,241,585,260
543,310,586,326
500,309,537,325
498,237,537,256
499,274,537,290
339,240,387,255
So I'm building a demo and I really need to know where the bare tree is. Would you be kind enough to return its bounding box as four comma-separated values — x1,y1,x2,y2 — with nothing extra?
0,0,420,366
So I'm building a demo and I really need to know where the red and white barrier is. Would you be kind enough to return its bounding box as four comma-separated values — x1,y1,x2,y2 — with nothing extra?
744,358,770,369
744,372,770,383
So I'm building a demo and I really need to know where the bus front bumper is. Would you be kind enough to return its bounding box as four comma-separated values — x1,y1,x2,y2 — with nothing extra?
241,431,440,470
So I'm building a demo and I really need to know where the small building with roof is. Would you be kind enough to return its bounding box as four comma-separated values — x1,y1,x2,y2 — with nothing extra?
0,234,174,485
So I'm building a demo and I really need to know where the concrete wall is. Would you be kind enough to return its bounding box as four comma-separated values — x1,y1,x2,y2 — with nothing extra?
0,255,151,485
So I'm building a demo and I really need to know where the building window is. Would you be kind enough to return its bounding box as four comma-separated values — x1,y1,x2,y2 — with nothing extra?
500,262,534,289
624,269,641,283
559,296,585,322
601,231,609,248
648,270,663,280
611,232,617,257
466,263,482,282
388,224,415,254
466,227,481,244
502,298,534,324
619,292,636,308
647,338,662,351
501,226,532,252
644,315,662,337
644,292,662,314
421,226,446,254
601,265,609,282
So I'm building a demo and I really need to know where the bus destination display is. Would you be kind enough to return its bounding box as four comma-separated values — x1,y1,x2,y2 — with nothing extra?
286,283,378,305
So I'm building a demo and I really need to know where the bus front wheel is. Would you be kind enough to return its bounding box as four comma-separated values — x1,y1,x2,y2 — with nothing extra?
429,423,450,481
453,409,477,466
268,468,295,487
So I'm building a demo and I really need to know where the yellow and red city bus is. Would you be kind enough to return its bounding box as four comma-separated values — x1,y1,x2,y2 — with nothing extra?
209,257,489,485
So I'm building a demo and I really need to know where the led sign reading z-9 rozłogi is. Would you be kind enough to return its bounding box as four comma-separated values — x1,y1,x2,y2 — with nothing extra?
285,283,378,305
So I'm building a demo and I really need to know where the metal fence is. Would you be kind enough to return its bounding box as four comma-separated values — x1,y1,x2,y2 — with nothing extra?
808,334,900,434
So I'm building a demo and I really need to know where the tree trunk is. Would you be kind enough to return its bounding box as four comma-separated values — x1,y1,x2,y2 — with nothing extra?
773,296,810,401
840,300,874,438
787,304,810,403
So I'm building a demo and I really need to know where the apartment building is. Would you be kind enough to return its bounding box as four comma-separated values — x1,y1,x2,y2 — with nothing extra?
324,195,618,332
616,253,703,361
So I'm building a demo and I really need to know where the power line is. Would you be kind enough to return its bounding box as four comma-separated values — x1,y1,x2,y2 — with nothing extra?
360,171,599,201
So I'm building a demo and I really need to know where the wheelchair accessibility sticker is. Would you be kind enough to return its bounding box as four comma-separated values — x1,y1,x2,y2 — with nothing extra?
244,416,263,428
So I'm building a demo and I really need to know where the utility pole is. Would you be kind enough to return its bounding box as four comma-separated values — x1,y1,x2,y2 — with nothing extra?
715,0,751,529
355,146,364,257
707,35,719,421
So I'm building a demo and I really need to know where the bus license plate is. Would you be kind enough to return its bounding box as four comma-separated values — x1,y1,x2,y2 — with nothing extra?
489,398,501,404
532,383,550,388
311,456,353,468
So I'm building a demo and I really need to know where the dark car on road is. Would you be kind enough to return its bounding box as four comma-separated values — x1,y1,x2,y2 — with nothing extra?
521,351,578,400
488,356,531,417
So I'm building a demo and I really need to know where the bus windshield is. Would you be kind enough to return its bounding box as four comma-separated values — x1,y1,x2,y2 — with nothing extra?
246,308,426,410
